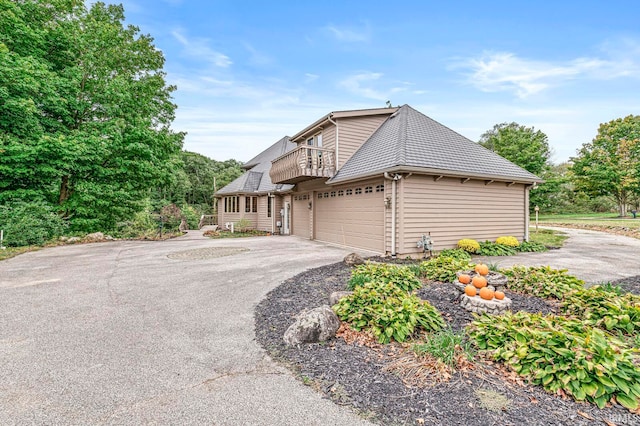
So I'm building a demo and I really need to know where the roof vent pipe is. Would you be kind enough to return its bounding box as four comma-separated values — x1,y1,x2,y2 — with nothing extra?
384,172,402,258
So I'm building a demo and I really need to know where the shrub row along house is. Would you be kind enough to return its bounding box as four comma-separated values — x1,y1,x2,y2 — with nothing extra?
215,105,541,257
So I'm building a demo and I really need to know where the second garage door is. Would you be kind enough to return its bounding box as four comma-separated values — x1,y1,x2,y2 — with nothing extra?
315,182,384,253
292,193,310,238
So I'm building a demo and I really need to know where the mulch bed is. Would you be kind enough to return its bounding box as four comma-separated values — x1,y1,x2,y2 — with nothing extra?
255,261,640,426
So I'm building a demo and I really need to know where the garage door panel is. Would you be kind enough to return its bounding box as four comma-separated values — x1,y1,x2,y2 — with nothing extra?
315,183,384,252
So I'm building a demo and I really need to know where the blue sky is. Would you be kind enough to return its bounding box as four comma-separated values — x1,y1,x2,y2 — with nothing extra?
117,0,640,164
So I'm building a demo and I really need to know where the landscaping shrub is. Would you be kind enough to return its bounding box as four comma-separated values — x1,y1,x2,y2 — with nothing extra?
469,312,640,410
457,239,480,253
347,263,422,292
517,240,547,252
496,236,520,247
334,282,444,344
500,266,584,299
478,241,517,256
437,248,471,261
180,204,200,230
560,286,640,335
115,207,160,239
0,200,67,246
420,256,474,283
234,218,253,232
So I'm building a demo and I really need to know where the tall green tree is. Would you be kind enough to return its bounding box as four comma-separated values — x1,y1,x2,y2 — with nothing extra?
479,122,552,211
0,0,183,231
571,115,640,217
479,122,551,175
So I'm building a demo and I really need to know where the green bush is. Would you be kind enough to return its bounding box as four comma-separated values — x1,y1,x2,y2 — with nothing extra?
517,240,547,252
469,312,640,410
560,286,640,335
420,256,474,283
115,201,159,238
501,265,584,299
0,200,67,247
334,282,444,344
437,248,471,261
180,204,200,230
478,241,517,256
347,263,422,292
457,239,480,253
496,236,520,247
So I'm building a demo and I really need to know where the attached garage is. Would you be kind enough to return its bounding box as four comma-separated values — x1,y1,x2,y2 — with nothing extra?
314,181,385,252
292,193,310,238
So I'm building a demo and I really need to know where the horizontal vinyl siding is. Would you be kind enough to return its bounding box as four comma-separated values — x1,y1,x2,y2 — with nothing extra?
400,176,526,254
322,124,336,151
337,115,388,168
256,196,271,231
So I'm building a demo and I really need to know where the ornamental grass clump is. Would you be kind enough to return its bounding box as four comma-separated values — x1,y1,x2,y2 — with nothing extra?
500,265,584,299
333,282,444,344
347,262,422,292
469,311,640,411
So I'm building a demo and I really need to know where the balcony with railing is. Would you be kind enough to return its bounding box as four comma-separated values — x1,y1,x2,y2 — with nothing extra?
270,146,336,184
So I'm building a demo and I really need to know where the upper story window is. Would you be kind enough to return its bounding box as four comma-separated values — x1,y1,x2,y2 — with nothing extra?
306,133,322,147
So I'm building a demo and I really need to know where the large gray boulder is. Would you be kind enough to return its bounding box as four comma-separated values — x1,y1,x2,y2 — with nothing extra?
85,232,104,241
329,291,354,306
344,252,364,266
283,305,340,346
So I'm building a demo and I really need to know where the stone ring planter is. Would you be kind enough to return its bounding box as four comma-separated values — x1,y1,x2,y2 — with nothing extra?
454,270,508,293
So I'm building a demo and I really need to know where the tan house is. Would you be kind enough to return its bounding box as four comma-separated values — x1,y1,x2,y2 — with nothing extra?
215,105,541,257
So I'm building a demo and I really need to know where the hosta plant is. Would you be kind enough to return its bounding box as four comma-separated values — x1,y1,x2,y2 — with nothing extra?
420,256,474,283
560,286,640,335
347,262,422,292
500,265,584,299
334,282,444,344
517,241,547,253
469,311,640,411
478,241,517,256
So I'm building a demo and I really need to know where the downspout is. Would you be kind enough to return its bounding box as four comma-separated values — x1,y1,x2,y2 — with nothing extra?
327,115,339,169
384,172,403,258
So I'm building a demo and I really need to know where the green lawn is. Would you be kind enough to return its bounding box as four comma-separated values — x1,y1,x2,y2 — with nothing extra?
535,212,640,230
529,228,568,248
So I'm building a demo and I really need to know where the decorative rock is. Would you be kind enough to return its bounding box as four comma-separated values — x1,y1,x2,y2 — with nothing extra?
59,236,69,242
283,305,340,346
344,252,365,266
67,237,81,243
329,291,353,305
460,294,512,315
85,232,104,241
104,235,114,241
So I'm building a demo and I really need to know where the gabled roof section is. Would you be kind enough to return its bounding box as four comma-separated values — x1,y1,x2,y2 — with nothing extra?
291,107,398,142
329,105,541,184
216,136,296,195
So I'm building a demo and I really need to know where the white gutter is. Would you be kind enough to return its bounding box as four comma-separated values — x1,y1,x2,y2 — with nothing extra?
327,115,339,169
384,172,403,258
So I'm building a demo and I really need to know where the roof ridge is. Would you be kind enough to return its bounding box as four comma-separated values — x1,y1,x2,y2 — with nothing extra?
396,105,409,165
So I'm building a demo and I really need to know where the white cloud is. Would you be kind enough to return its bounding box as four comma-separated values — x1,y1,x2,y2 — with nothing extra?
458,48,640,98
305,73,319,83
171,29,232,67
339,72,411,101
326,24,371,43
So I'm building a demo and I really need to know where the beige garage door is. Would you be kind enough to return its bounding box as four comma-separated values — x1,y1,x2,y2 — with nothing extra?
315,183,384,252
292,193,310,238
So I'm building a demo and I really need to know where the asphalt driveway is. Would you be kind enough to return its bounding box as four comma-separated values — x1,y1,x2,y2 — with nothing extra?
0,233,373,425
1,227,639,425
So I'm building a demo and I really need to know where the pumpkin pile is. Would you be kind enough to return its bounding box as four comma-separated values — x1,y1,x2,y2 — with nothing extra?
459,263,504,301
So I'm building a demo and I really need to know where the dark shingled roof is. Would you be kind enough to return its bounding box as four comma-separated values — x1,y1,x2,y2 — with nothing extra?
329,105,541,184
216,136,296,195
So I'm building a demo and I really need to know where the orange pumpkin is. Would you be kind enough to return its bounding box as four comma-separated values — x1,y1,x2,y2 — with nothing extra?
458,274,471,285
474,264,489,276
479,287,494,300
495,291,505,300
472,275,487,289
464,285,477,297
